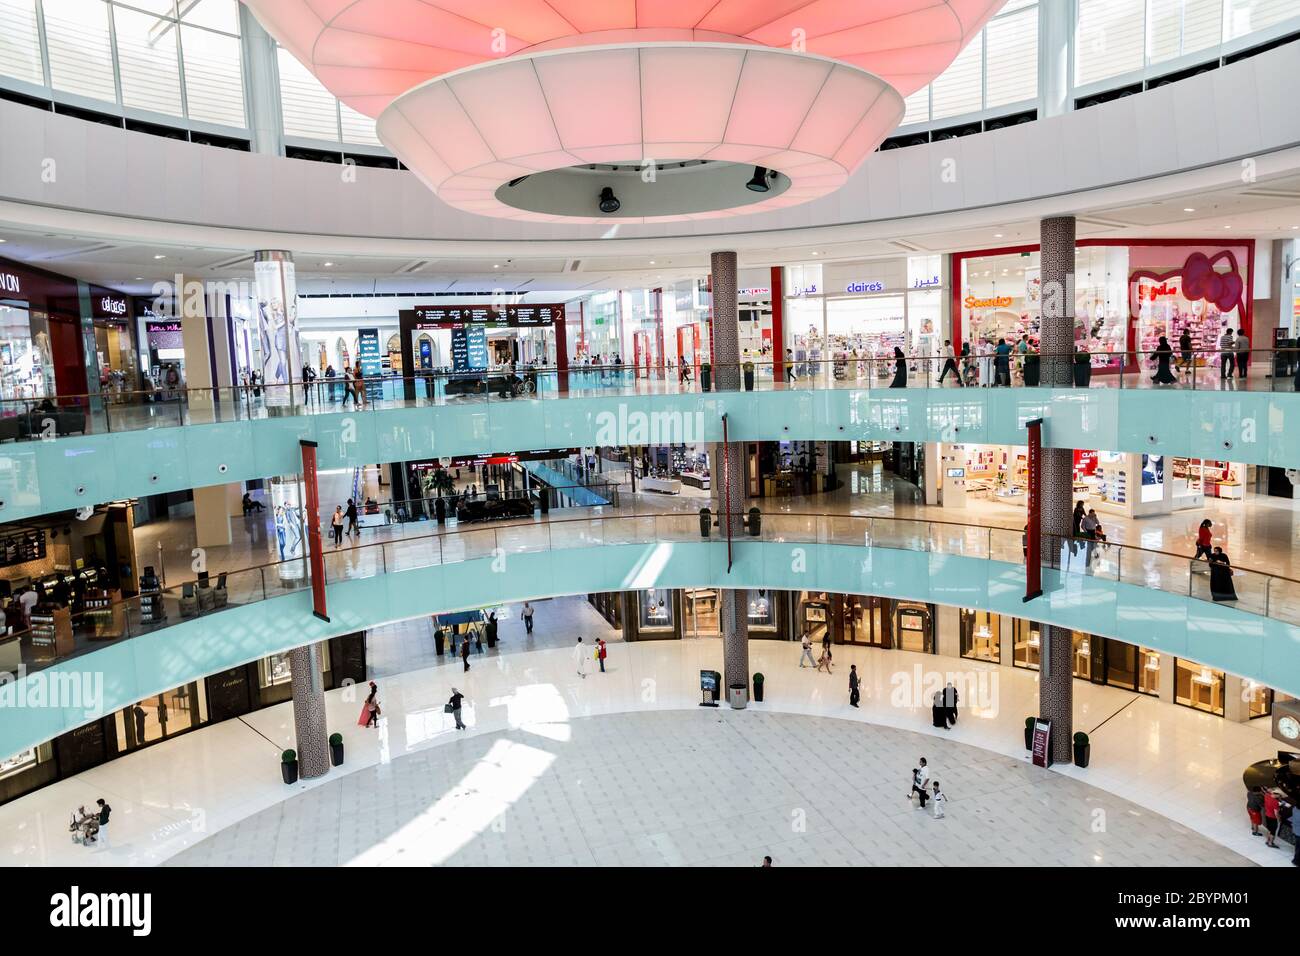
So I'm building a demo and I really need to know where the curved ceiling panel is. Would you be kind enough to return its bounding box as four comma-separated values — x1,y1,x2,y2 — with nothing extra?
242,0,1007,116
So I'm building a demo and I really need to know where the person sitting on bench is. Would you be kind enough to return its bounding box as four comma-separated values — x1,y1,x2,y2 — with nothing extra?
241,493,265,515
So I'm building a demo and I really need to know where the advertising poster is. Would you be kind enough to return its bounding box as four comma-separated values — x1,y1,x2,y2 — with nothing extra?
254,259,301,406
357,328,383,403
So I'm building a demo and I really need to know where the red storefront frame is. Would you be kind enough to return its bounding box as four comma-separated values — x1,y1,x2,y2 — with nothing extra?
950,238,1255,372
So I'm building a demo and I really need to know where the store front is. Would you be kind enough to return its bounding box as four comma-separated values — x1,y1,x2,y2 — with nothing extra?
939,442,1245,516
91,291,137,398
799,592,934,652
0,259,92,404
781,256,947,378
398,303,566,400
953,240,1253,373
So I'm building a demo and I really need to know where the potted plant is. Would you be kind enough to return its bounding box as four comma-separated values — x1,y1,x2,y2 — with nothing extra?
1073,731,1090,767
1024,716,1035,751
700,363,712,391
752,672,765,703
742,360,755,391
329,733,344,767
281,748,299,785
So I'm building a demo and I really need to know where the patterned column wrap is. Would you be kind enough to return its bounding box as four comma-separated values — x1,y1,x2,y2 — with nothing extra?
1039,216,1075,387
1041,624,1075,764
719,589,750,692
710,250,740,391
290,643,330,779
1040,446,1075,543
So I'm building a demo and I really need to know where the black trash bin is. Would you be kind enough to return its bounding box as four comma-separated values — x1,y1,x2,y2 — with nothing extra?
700,364,712,391
1023,354,1040,387
747,507,761,536
743,363,755,391
752,672,764,702
1072,358,1092,387
699,507,711,538
434,496,446,525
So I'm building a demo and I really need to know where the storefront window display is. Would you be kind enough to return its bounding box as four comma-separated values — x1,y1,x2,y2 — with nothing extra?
746,590,776,633
842,595,891,646
1175,658,1225,716
639,588,674,631
0,302,56,401
800,591,831,644
1244,682,1272,720
684,587,719,637
1012,618,1040,669
258,646,331,687
955,242,1253,372
115,683,205,751
894,601,933,653
959,608,1000,661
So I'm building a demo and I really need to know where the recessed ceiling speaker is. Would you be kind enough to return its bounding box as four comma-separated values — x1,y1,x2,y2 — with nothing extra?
598,187,621,214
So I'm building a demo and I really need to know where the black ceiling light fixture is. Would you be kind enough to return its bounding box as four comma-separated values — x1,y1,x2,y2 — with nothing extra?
598,186,621,213
746,166,774,192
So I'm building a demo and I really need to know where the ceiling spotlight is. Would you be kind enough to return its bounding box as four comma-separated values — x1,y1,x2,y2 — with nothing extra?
746,166,773,192
994,233,1004,238
506,175,531,188
598,187,621,214
493,264,500,269
1183,207,1196,212
0,238,7,243
323,261,333,267
153,254,166,259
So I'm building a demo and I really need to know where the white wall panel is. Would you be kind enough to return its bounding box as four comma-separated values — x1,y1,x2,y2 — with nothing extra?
0,41,1296,243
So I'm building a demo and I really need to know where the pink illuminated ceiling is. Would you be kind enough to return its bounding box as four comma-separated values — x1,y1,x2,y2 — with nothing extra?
241,0,1007,222
243,0,1007,118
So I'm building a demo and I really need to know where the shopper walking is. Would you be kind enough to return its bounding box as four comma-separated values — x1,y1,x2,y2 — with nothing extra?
573,636,588,679
1247,786,1265,836
1219,327,1236,384
1235,328,1250,380
1151,336,1177,385
942,681,959,728
930,782,946,819
331,506,344,546
1208,547,1238,602
994,338,1012,386
1194,519,1213,562
342,366,357,407
848,664,860,708
1178,328,1194,374
460,635,471,671
816,645,833,674
353,361,366,408
596,637,607,673
360,681,380,728
785,348,797,383
1263,789,1280,847
448,687,466,730
936,340,963,386
520,601,535,634
345,498,359,537
888,346,907,388
799,632,816,668
908,758,930,808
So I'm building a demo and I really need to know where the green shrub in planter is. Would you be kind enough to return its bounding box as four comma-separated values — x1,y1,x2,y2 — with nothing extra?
742,361,755,391
282,749,297,762
329,733,345,766
281,748,299,785
328,733,342,746
700,363,712,391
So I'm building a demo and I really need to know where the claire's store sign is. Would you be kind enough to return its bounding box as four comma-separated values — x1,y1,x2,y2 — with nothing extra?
845,280,886,293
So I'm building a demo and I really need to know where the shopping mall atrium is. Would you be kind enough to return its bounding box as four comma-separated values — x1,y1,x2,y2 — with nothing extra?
0,0,1298,878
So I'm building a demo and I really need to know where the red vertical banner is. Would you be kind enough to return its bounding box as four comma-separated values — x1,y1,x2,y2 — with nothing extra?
770,265,785,383
300,440,329,622
1024,419,1043,602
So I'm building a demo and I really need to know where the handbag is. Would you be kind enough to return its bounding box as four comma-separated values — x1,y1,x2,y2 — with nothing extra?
443,703,454,714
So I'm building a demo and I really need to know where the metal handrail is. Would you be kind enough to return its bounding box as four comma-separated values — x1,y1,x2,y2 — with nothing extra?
4,509,1293,678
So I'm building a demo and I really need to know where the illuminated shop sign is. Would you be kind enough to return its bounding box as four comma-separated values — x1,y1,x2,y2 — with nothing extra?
963,294,1014,309
1137,282,1179,301
912,275,941,289
0,271,21,296
94,294,129,321
405,304,561,328
845,280,886,293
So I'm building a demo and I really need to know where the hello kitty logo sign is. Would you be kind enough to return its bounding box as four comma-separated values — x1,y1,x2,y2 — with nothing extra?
1130,250,1245,317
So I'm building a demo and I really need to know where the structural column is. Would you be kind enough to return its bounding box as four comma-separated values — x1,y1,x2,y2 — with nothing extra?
238,4,286,157
289,642,330,779
709,251,749,696
1039,216,1076,763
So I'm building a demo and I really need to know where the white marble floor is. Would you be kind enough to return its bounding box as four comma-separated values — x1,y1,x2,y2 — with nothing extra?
165,710,1252,868
0,640,1287,868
